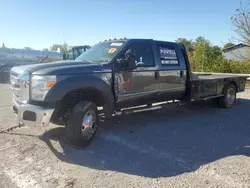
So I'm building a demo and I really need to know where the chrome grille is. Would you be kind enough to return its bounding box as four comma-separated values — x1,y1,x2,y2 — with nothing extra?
10,68,30,102
10,70,21,99
11,71,19,78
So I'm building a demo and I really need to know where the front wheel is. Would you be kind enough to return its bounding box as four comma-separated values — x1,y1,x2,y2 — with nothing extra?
66,101,99,147
218,84,237,108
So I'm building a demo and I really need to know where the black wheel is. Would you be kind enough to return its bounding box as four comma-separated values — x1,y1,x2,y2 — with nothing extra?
66,101,99,147
218,84,237,108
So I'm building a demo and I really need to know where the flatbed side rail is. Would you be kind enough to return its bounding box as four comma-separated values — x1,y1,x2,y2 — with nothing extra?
193,72,250,80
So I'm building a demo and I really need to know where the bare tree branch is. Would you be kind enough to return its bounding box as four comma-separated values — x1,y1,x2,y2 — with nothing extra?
230,0,250,60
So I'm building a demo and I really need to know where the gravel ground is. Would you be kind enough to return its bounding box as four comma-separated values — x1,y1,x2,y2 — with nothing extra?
0,83,250,188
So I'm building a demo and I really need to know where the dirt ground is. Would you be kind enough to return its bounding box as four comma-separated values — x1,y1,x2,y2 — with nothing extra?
0,83,250,188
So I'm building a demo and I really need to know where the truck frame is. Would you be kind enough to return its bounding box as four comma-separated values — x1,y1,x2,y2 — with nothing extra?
10,38,248,147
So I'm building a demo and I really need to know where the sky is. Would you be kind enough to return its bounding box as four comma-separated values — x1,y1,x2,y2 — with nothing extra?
0,0,244,50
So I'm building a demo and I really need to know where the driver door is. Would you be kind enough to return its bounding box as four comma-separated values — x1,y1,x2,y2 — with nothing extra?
114,40,159,109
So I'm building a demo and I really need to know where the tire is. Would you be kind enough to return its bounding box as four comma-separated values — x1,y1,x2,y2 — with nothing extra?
218,84,237,108
66,101,99,147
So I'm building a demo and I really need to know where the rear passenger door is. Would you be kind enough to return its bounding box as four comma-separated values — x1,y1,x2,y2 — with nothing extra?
154,42,187,101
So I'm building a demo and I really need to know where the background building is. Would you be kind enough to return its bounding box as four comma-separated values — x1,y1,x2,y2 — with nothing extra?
222,43,250,61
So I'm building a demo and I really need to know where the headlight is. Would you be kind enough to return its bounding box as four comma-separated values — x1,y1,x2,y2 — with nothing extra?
31,75,56,101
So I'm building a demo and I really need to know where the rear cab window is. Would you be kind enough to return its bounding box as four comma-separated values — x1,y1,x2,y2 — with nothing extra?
154,41,187,70
156,43,179,66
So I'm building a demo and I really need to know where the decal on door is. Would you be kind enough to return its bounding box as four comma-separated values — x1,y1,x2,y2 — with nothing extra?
159,46,179,65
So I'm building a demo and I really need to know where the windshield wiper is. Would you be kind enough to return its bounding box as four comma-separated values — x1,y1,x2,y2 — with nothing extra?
75,59,109,64
40,55,48,63
36,55,48,64
75,60,93,63
92,60,109,63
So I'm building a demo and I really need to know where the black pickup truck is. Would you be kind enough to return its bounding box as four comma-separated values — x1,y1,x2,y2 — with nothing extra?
10,38,248,146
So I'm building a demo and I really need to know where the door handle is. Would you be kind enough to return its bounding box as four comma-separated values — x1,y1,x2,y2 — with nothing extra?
155,72,160,79
180,70,184,77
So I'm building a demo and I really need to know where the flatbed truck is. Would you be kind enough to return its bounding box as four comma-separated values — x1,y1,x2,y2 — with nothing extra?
10,38,248,146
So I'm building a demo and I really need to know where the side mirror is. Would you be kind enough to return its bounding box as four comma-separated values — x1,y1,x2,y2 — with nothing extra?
117,57,136,70
117,48,136,70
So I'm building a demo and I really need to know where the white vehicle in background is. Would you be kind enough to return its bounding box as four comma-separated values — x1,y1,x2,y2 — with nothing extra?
0,45,90,82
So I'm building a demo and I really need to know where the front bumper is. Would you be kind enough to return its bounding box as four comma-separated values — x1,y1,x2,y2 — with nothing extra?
12,98,55,127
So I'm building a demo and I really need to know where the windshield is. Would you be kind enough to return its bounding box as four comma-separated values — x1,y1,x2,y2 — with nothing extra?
75,41,125,63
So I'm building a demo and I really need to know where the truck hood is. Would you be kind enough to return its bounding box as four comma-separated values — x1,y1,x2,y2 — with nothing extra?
11,60,112,75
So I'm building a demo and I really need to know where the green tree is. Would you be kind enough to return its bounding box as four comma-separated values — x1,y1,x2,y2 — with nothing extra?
50,44,62,52
24,47,33,50
223,42,235,49
175,38,195,53
195,36,208,44
212,45,222,56
190,36,225,72
50,42,70,53
190,37,208,72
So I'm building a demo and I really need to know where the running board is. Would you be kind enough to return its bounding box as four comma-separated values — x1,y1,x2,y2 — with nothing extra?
114,101,184,116
191,94,224,102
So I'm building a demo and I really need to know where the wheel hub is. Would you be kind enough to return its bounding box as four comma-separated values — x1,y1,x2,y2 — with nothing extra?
81,110,97,139
227,88,236,105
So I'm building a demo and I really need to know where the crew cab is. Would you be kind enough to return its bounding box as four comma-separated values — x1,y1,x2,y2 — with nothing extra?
10,38,248,147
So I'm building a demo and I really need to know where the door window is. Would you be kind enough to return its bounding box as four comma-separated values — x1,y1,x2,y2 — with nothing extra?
126,42,155,67
157,44,179,65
